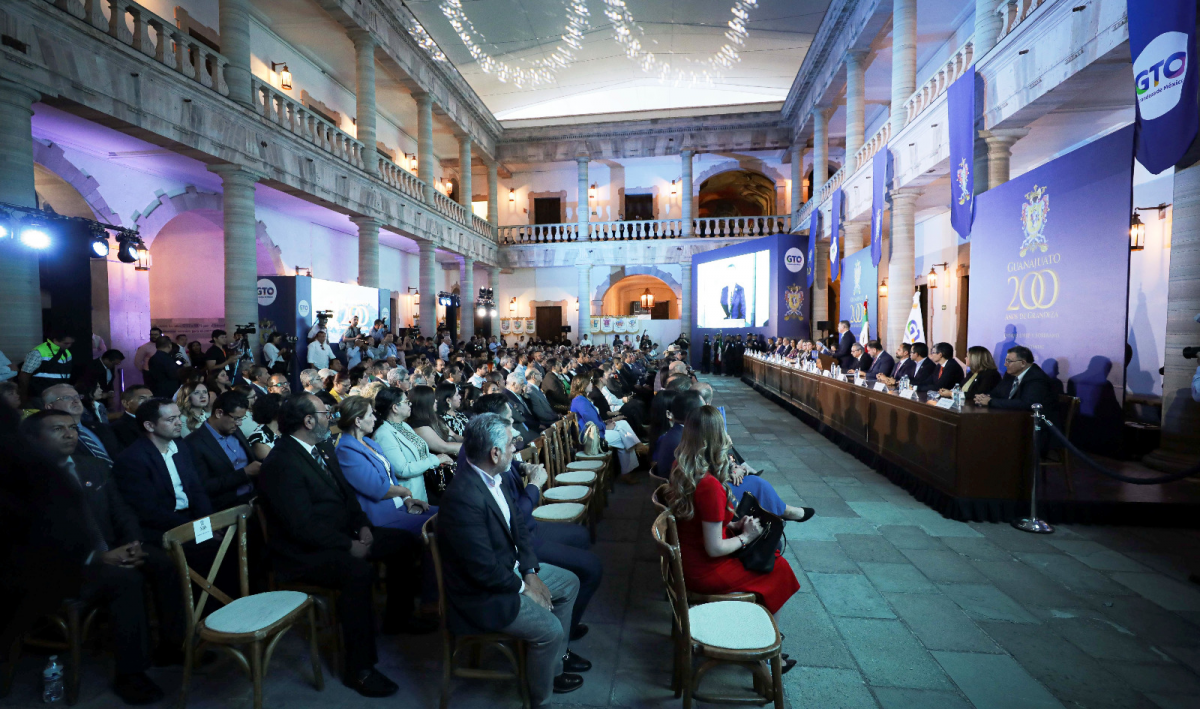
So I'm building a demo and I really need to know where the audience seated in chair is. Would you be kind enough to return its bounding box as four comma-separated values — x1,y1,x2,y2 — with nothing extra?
185,390,260,511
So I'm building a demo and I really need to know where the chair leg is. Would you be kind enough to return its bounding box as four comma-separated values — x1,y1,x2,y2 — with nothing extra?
250,640,263,709
307,605,324,691
329,605,343,681
1,636,20,698
439,635,452,709
670,622,681,695
1064,453,1075,495
517,640,531,709
771,653,784,709
178,632,194,709
681,647,693,709
66,605,82,706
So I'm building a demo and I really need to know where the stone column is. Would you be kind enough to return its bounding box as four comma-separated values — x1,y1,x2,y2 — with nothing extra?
886,188,921,350
680,256,693,343
981,128,1030,189
891,0,918,138
576,264,591,344
812,108,830,188
487,160,499,227
217,0,253,106
208,164,260,357
576,156,590,235
351,216,381,288
790,143,803,215
415,92,436,204
350,29,377,176
489,265,502,339
680,149,694,235
0,80,44,362
1144,148,1200,472
459,257,475,342
418,241,436,337
457,135,472,209
845,51,868,164
843,222,869,257
974,0,1005,57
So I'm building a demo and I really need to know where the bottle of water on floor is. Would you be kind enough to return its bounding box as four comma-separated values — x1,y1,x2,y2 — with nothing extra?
43,656,64,703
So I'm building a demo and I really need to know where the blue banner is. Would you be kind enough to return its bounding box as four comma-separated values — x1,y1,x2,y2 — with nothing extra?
1129,0,1198,174
806,208,819,289
948,69,977,239
839,248,877,344
870,146,891,267
829,188,843,282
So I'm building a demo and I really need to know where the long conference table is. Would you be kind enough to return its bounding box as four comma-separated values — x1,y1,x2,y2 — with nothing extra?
744,356,1035,521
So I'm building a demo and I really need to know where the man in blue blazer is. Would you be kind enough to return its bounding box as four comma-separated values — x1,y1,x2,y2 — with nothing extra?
877,342,916,388
864,341,894,380
830,320,858,370
720,282,746,320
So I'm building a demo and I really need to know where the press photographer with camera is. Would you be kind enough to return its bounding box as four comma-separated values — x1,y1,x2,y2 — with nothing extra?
308,310,332,343
204,330,240,375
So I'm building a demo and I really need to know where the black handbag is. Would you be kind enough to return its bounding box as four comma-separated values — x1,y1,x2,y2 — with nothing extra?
424,462,456,506
733,491,787,574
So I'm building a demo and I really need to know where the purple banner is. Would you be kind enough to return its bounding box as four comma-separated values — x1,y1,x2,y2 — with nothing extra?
870,146,891,267
968,126,1132,406
830,188,843,282
806,208,819,289
948,69,977,239
1129,0,1198,174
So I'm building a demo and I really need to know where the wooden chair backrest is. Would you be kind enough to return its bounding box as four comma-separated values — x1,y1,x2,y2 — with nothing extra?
520,438,540,465
651,483,669,512
566,414,580,452
162,504,252,629
651,511,690,639
420,515,448,626
539,429,557,477
1057,394,1080,437
647,461,668,483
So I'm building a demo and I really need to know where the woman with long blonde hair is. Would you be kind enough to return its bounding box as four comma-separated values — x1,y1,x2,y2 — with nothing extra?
666,406,800,640
175,380,210,437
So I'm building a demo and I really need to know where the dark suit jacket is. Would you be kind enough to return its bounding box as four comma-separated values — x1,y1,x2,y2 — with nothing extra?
962,368,1002,399
437,461,539,634
524,385,559,428
73,455,142,549
849,352,873,372
185,423,256,511
146,350,181,398
987,364,1058,414
503,389,539,438
866,351,895,379
909,358,938,390
918,358,966,393
891,356,916,381
541,373,571,412
112,413,142,451
588,387,612,419
111,436,213,543
720,284,747,319
832,332,857,370
80,417,121,461
257,435,371,578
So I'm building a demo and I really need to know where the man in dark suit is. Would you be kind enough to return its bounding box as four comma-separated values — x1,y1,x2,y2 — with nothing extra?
439,413,586,706
720,280,746,320
876,342,916,388
80,349,125,412
906,343,938,390
919,342,966,393
23,411,169,704
976,345,1058,414
523,369,560,428
112,385,153,450
145,336,181,398
504,372,543,436
831,321,858,370
864,341,894,380
847,343,873,373
241,365,271,397
540,358,571,413
256,394,434,698
41,383,119,463
185,390,259,510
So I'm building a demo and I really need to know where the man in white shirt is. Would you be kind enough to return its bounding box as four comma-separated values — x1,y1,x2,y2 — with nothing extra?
133,327,162,381
438,337,450,361
307,330,335,369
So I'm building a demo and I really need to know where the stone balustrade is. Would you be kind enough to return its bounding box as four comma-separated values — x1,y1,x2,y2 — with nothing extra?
854,122,891,173
903,38,975,126
499,215,791,245
471,213,495,240
46,0,228,95
994,0,1048,46
432,190,470,226
377,154,425,200
251,78,364,170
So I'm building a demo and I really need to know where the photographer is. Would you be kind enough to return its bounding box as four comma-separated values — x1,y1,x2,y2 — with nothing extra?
204,330,239,375
307,311,331,343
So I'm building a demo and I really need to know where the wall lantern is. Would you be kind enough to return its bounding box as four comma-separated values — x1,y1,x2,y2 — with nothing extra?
879,279,888,297
574,298,579,311
640,288,655,309
1129,212,1145,251
509,297,517,313
589,183,597,200
927,262,948,289
509,188,515,203
670,179,678,196
271,62,292,90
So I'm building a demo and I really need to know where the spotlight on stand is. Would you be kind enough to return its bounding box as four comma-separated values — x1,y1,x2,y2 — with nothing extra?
116,232,140,263
18,219,51,250
88,224,110,258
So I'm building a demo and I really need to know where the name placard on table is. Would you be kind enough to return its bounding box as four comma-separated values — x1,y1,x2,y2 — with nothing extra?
935,397,956,410
873,382,888,392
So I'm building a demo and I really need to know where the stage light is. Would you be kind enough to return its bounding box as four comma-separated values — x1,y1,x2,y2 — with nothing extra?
489,307,498,317
477,305,487,318
879,279,888,297
90,234,110,258
0,216,10,240
18,220,51,250
271,62,292,90
116,233,139,263
1130,211,1146,251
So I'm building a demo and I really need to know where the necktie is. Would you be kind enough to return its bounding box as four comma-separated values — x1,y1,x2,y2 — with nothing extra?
1009,378,1020,398
939,365,944,380
78,429,112,464
311,448,332,479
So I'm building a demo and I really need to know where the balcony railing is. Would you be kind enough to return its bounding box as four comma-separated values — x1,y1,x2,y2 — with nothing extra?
377,154,425,200
47,0,228,95
432,191,471,227
902,39,975,127
499,215,792,245
994,0,1049,47
853,122,891,174
251,78,364,169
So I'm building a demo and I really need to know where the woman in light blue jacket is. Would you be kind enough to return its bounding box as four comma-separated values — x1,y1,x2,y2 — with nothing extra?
334,395,434,535
371,387,454,503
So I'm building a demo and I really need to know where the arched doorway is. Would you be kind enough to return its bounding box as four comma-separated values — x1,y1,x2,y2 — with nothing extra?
697,170,776,217
601,274,677,318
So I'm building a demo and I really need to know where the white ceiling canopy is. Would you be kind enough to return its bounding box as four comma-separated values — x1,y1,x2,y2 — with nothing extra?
403,0,833,122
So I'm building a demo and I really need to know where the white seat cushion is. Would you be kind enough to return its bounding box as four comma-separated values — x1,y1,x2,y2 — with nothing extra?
566,460,604,471
574,453,609,461
544,485,589,501
204,591,307,635
532,502,585,521
688,601,777,650
555,470,597,484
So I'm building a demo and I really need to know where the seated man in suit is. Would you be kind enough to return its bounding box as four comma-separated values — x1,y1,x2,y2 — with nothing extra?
185,390,259,510
257,394,435,698
831,320,858,370
23,411,169,704
847,343,873,373
875,342,915,387
522,369,560,429
863,341,894,380
112,385,152,450
919,342,966,394
540,358,572,413
439,414,586,707
975,345,1058,415
504,372,543,437
905,343,938,391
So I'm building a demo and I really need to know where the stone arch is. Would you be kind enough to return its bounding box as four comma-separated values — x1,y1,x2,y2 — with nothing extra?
592,265,683,303
695,168,779,217
134,185,285,275
32,140,123,225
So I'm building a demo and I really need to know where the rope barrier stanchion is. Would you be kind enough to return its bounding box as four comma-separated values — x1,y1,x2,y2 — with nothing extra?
1012,403,1054,535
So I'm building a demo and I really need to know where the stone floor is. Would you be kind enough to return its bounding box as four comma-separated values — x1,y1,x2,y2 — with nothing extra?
5,375,1200,708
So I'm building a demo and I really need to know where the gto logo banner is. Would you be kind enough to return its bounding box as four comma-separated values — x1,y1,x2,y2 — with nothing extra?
1129,1,1198,174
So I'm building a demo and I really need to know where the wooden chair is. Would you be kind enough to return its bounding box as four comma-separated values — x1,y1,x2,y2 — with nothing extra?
15,601,100,705
164,505,323,709
652,512,782,708
422,516,530,709
647,461,668,485
652,483,669,513
1043,394,1081,493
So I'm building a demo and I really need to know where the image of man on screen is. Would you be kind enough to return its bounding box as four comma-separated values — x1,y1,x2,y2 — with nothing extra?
720,263,747,321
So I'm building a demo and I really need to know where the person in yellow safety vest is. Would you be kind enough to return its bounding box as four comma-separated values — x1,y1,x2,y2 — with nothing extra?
18,331,76,403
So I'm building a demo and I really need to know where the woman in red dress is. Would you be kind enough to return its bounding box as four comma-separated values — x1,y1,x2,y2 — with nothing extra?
667,405,801,621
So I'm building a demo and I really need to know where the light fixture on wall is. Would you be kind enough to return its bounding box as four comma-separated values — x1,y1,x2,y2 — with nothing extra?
574,298,579,311
407,286,420,305
589,183,596,200
508,188,515,203
670,179,677,196
1129,211,1146,251
640,288,655,309
271,62,292,90
927,263,948,289
444,179,454,194
135,243,150,271
879,279,888,297
509,297,517,314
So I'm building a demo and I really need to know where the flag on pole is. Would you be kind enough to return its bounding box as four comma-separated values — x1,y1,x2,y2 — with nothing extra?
858,299,870,343
1129,0,1198,174
830,189,843,282
903,291,926,344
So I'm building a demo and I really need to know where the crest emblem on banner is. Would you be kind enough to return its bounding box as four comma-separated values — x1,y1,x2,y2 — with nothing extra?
956,158,971,205
1019,184,1050,256
853,261,862,296
784,285,805,321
